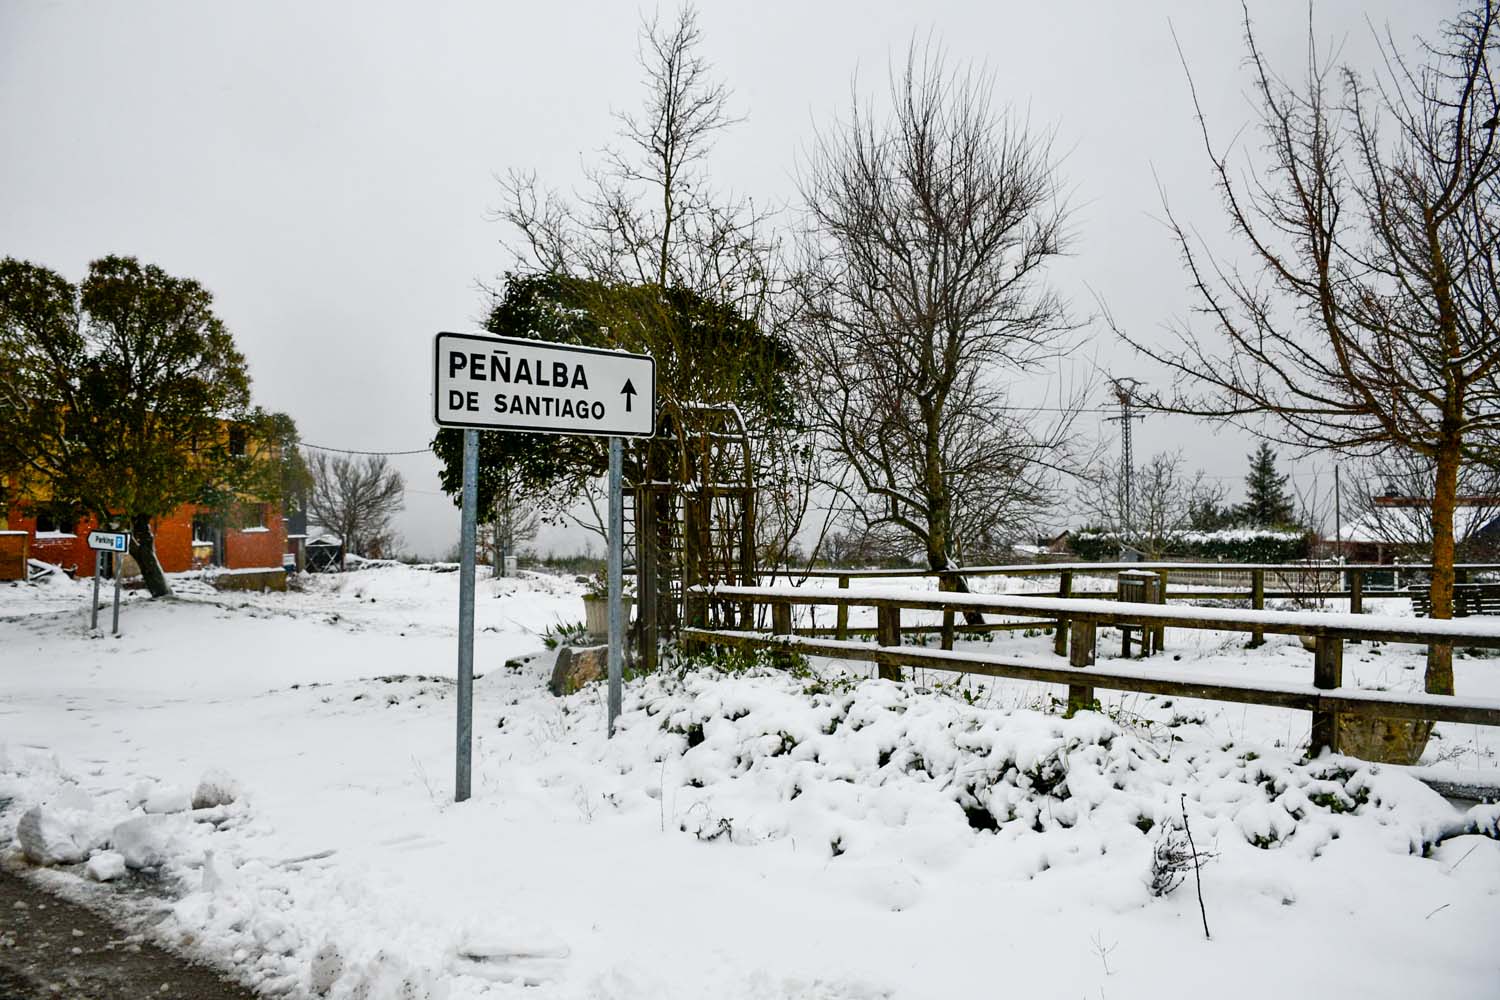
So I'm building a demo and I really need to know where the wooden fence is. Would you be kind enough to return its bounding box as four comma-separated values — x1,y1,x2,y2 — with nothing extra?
756,562,1500,646
682,584,1500,757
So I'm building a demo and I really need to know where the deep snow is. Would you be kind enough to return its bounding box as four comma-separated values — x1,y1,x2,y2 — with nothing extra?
2,564,1498,999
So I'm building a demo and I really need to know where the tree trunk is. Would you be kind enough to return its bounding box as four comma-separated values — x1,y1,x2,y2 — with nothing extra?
1425,439,1460,695
128,513,173,599
925,509,984,626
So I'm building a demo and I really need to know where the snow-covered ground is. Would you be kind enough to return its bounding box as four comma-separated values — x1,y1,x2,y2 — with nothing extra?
2,564,1498,999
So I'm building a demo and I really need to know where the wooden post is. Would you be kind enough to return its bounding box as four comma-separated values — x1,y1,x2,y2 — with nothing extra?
1053,569,1073,657
772,602,792,637
876,606,903,682
1348,569,1363,645
836,575,850,641
1153,569,1168,653
771,601,793,670
637,490,659,671
941,609,956,651
1311,635,1343,756
1249,569,1265,648
1066,619,1096,717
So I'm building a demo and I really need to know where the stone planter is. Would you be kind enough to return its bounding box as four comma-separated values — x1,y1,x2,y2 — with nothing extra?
1335,714,1433,765
583,594,634,640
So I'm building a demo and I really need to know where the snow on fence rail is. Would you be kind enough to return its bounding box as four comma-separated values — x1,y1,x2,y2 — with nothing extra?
682,584,1500,757
757,561,1500,622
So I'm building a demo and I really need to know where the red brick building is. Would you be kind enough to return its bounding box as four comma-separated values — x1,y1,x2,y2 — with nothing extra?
3,501,287,578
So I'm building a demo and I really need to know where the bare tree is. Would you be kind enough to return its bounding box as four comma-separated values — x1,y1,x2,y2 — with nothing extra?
1077,452,1228,558
495,5,816,557
797,42,1086,609
479,467,540,577
1115,4,1500,694
305,451,405,569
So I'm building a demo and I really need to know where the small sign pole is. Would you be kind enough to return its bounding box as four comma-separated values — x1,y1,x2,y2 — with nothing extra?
455,428,479,802
90,552,102,632
607,436,624,737
111,551,122,636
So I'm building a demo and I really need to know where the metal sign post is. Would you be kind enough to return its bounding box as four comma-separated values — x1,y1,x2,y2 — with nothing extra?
111,552,122,636
433,332,655,800
607,437,624,736
86,531,130,636
90,552,102,632
456,428,479,802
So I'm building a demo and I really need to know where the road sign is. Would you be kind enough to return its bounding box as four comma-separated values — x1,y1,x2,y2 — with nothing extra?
432,331,655,437
87,531,130,552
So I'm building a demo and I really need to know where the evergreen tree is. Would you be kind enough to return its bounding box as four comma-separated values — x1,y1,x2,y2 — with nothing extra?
0,255,294,597
1236,444,1297,528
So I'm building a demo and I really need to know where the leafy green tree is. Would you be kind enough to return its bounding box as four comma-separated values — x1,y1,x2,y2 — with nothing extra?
1236,444,1298,529
0,255,295,597
432,274,798,529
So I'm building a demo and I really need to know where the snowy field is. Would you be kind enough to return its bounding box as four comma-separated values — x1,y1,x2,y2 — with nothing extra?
2,564,1498,999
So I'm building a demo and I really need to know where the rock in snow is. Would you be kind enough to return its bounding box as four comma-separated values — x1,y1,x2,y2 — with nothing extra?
191,768,241,809
14,806,92,865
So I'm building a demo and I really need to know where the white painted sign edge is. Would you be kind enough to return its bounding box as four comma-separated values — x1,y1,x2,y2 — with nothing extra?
431,331,656,437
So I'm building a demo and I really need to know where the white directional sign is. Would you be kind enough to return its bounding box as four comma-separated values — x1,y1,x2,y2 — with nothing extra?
432,332,656,437
87,531,130,552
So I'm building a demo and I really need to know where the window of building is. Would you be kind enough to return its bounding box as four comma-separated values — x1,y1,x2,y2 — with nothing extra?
228,426,247,457
242,503,267,530
35,510,77,534
192,514,223,566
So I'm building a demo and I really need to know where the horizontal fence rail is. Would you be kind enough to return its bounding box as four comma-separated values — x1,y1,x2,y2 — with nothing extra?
751,563,1500,639
683,583,1500,757
760,561,1500,579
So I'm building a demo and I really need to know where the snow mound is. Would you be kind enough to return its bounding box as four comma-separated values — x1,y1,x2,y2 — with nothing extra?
143,785,192,814
15,805,96,865
85,850,127,881
615,668,1474,872
112,814,181,868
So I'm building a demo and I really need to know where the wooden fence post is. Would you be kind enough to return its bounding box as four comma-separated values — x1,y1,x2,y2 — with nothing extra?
1053,569,1073,657
876,605,903,682
836,575,850,640
1311,635,1343,755
772,602,792,636
1066,619,1096,716
771,601,793,670
1249,569,1265,648
938,568,956,651
1153,569,1168,653
1348,569,1363,645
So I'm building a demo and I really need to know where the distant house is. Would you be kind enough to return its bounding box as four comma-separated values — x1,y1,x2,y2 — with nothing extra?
1336,495,1500,563
2,421,289,578
2,501,289,579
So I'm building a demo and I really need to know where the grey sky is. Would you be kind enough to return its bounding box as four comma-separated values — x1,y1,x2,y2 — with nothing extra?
1,0,1453,556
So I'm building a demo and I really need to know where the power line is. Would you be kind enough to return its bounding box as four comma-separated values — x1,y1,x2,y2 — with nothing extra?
302,442,432,456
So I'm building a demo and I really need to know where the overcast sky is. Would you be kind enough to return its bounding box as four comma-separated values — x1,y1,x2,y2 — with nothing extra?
1,0,1453,557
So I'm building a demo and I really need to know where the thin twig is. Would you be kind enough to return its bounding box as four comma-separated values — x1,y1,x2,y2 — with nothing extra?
1180,793,1210,940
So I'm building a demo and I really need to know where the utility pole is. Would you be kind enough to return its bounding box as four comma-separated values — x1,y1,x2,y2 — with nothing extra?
1106,378,1145,558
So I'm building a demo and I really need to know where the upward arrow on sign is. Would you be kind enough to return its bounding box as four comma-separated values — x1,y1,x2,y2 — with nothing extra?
621,379,637,412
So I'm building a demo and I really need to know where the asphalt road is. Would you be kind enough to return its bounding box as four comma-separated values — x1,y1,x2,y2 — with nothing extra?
0,868,257,1000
